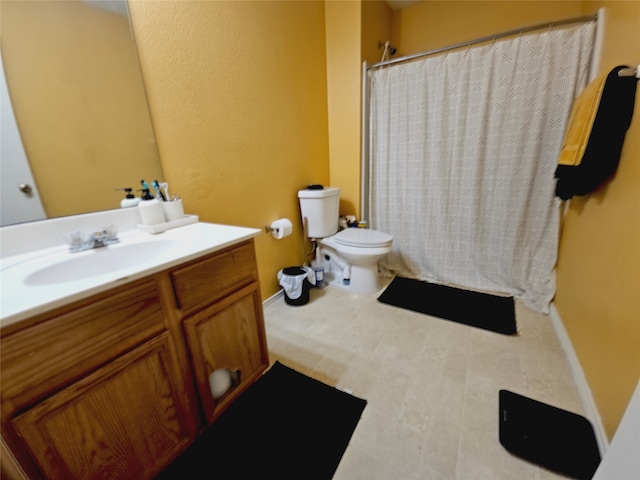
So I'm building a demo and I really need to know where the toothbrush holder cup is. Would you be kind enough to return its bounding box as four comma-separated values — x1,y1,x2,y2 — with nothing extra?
162,199,184,222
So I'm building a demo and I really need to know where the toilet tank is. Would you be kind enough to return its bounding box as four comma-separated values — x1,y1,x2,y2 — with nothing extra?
297,187,340,239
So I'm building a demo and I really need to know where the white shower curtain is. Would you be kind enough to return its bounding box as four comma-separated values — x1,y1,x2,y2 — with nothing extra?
368,23,596,313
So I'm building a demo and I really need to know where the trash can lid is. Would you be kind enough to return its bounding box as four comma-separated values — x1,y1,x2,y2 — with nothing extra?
282,266,306,276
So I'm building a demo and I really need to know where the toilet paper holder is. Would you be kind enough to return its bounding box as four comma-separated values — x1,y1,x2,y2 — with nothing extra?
264,218,293,239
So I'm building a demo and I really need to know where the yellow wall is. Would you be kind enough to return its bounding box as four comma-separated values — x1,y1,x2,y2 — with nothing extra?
128,0,330,299
325,0,392,221
325,1,361,218
361,0,392,66
390,1,583,55
555,1,640,440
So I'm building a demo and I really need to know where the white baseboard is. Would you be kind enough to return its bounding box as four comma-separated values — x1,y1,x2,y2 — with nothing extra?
262,289,284,308
549,303,609,455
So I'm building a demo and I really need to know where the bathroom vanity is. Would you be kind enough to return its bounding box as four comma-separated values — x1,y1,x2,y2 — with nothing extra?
0,218,269,480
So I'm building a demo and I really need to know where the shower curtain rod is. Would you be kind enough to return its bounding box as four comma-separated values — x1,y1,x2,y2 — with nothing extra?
366,13,598,70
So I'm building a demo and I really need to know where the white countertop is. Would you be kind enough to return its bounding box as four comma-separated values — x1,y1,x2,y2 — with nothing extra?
0,222,260,327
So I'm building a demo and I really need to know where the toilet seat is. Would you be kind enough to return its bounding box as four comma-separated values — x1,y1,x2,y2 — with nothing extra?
333,229,393,248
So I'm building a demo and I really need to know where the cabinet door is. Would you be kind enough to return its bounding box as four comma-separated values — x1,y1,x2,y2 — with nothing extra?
183,282,268,424
12,333,192,480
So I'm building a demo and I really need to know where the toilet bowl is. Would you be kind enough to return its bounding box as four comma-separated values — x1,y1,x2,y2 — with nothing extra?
318,228,393,293
298,186,393,294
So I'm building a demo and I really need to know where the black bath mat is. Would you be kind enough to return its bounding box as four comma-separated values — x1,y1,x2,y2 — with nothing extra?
157,361,367,480
499,390,601,479
377,276,517,335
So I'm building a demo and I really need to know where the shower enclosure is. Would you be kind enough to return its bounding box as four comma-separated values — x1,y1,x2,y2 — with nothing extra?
362,15,599,312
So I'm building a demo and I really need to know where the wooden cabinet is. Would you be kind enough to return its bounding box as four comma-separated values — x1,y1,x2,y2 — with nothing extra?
171,241,268,425
1,239,268,480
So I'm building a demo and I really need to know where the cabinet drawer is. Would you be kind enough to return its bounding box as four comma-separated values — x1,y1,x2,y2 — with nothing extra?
170,241,258,314
1,279,166,412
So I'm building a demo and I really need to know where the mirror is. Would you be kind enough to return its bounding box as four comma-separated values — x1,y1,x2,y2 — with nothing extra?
1,0,164,226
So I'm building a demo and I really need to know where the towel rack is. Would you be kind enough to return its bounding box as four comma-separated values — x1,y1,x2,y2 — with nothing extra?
618,65,640,78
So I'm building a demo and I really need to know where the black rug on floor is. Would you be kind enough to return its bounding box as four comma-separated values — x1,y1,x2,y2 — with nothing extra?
377,276,517,335
499,390,601,480
157,361,367,480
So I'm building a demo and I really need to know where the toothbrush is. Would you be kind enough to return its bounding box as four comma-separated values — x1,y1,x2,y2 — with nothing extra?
160,183,170,201
152,180,167,201
140,179,151,195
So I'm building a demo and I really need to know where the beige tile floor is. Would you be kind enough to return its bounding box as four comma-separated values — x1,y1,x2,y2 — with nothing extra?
263,278,586,480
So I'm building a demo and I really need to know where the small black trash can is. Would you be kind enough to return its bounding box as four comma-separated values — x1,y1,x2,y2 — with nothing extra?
278,266,311,306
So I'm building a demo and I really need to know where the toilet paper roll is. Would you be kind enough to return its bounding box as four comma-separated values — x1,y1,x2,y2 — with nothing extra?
209,369,232,400
271,218,293,239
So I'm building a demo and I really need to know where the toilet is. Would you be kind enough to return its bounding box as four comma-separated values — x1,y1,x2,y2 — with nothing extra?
298,187,393,293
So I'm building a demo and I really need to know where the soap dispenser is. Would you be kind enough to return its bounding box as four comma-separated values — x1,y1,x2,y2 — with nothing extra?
138,189,165,225
118,188,141,208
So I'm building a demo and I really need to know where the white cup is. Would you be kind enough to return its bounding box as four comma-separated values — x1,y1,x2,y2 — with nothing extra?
162,200,184,222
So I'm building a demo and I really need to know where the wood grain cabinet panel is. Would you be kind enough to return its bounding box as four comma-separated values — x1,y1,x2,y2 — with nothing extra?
183,282,269,425
170,241,258,315
12,334,191,480
1,279,165,413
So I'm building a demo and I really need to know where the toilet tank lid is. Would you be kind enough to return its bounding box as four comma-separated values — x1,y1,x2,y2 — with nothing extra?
297,187,340,199
334,228,393,247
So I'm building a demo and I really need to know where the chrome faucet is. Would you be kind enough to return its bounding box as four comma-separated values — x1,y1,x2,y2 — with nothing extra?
67,225,120,253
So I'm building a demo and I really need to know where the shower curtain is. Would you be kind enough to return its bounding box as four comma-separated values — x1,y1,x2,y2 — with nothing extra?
368,23,596,313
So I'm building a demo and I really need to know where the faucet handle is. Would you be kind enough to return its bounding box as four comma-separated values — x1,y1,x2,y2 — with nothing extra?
99,224,118,240
65,230,86,248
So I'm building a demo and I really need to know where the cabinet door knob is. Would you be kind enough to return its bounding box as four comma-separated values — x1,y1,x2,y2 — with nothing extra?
19,183,33,194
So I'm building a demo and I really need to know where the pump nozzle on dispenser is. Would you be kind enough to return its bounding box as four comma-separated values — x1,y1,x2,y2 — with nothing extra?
140,188,154,200
116,187,141,208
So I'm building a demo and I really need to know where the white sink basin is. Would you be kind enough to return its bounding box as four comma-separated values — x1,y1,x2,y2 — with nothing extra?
1,220,262,327
24,240,180,286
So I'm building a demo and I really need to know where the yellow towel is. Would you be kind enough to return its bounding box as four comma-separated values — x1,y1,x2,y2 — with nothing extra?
557,72,608,167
